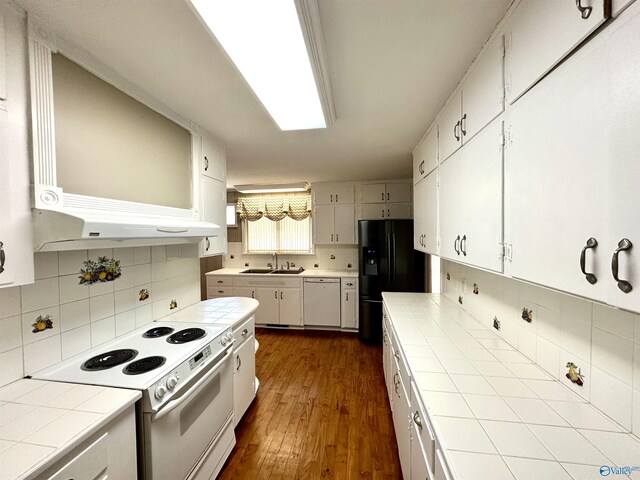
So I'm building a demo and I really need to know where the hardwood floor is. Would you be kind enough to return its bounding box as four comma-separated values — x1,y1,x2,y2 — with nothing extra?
218,328,402,480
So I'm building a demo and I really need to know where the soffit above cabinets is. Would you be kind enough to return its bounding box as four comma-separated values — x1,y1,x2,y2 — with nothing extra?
14,0,511,185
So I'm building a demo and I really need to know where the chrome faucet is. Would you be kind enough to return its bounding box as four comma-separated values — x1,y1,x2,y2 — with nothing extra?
272,252,278,270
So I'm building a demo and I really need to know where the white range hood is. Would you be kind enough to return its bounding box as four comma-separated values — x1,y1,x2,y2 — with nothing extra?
33,209,219,252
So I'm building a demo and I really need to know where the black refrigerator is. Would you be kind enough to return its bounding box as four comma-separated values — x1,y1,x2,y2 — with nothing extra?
358,219,425,343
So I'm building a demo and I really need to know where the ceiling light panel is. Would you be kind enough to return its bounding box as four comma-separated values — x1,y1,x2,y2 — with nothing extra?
189,0,326,131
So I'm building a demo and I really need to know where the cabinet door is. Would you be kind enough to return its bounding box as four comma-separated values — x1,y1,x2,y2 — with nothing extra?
392,373,411,480
438,92,463,162
385,183,411,203
232,287,256,300
201,177,227,256
411,433,431,480
279,288,302,326
334,205,355,245
234,335,256,424
462,35,505,142
385,204,412,220
414,171,438,255
441,119,503,273
507,8,640,312
360,183,386,203
201,135,225,181
413,125,438,184
341,288,357,329
360,203,386,220
313,184,335,205
0,108,14,286
505,0,610,104
334,184,355,204
255,288,279,324
313,205,335,244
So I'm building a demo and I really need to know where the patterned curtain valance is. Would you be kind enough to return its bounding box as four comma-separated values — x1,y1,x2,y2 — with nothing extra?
237,194,312,221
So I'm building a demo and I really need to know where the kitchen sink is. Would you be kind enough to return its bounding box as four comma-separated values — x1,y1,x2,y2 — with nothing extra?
271,268,305,274
239,268,274,274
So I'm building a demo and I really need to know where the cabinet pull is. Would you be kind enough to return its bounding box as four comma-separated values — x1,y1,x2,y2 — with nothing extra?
275,290,278,299
331,233,334,242
251,291,255,298
394,351,399,360
579,237,598,284
346,292,349,301
612,238,633,293
242,328,249,336
236,354,241,371
205,237,210,251
331,194,334,203
413,411,423,429
381,209,385,218
204,156,209,171
419,160,424,175
454,235,461,255
217,280,223,284
387,192,390,201
454,120,461,141
218,290,224,294
387,209,390,217
336,194,339,202
336,234,339,242
575,0,593,19
347,282,353,286
461,113,467,136
461,234,467,256
280,291,283,300
0,241,5,274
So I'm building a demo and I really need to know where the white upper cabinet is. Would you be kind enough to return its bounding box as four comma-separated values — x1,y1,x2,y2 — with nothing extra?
413,170,438,255
507,3,640,313
438,92,463,162
413,125,438,184
360,184,386,204
314,204,355,245
333,205,356,244
200,176,227,256
462,35,505,143
505,0,611,104
201,134,225,182
439,34,505,163
440,119,503,273
313,184,354,205
360,183,412,204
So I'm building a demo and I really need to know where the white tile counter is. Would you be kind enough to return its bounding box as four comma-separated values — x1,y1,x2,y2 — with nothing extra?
0,379,140,480
162,297,259,327
382,292,640,480
206,267,358,278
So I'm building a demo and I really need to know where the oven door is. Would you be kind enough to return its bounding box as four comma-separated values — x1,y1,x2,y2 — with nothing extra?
143,347,234,480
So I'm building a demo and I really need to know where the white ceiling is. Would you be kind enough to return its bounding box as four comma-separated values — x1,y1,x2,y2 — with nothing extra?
16,0,512,187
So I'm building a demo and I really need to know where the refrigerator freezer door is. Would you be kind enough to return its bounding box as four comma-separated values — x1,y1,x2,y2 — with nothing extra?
359,296,383,343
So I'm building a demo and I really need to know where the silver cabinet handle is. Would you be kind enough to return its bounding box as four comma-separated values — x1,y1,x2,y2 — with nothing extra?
413,411,423,429
204,156,209,171
454,235,461,255
394,351,399,360
461,234,467,256
612,238,633,293
580,237,598,285
575,0,593,19
0,241,5,274
242,328,249,336
461,113,467,137
236,354,241,371
454,120,461,141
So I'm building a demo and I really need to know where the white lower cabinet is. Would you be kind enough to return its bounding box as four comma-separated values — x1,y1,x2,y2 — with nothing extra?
440,118,503,273
507,3,640,314
341,279,358,329
233,317,256,424
254,287,302,326
255,287,280,324
392,356,411,480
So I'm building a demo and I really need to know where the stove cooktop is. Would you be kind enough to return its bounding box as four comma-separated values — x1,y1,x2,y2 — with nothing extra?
33,321,229,390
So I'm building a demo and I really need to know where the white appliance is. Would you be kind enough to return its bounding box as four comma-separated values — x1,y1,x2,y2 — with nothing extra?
33,209,219,252
303,278,341,327
34,322,235,480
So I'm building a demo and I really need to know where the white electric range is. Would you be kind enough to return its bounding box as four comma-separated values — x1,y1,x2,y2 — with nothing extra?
34,321,236,480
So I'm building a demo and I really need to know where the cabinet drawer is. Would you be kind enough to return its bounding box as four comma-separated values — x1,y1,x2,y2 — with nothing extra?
207,276,232,287
234,276,302,289
233,315,255,347
341,279,356,289
411,380,436,473
208,287,233,297
48,434,108,480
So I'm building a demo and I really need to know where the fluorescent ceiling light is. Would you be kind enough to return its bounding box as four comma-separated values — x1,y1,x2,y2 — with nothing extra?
234,182,310,194
188,0,333,131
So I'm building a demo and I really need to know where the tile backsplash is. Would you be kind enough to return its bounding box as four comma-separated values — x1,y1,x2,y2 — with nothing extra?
223,242,358,271
0,245,201,388
441,260,640,438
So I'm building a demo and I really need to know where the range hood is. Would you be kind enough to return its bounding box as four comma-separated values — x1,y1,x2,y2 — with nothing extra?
33,209,219,252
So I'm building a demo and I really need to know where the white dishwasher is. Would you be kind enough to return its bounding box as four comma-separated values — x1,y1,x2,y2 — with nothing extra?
303,278,341,327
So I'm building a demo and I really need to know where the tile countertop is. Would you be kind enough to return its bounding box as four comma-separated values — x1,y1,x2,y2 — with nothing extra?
206,267,358,278
162,297,260,327
0,379,140,480
382,292,640,480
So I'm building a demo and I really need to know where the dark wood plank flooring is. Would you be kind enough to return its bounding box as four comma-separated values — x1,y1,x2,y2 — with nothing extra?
218,328,402,480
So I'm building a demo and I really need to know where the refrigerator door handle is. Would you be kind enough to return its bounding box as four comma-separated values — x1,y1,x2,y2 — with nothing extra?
364,299,383,303
387,233,394,290
391,233,397,286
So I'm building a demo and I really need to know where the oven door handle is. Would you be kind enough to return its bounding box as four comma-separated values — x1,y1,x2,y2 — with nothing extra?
151,347,233,422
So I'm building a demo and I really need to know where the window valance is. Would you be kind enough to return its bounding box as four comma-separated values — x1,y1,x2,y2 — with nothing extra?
236,194,312,222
